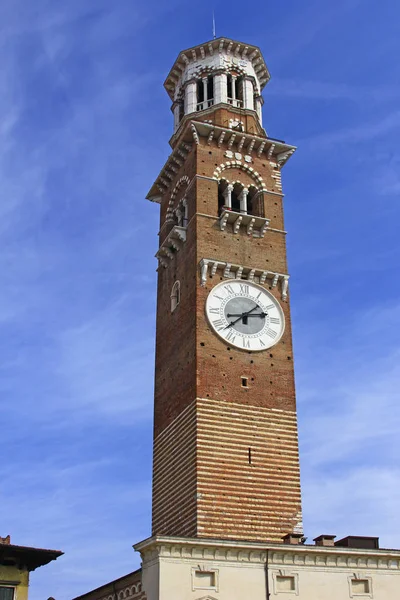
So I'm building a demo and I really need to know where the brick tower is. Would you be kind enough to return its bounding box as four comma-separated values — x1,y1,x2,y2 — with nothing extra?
146,37,302,544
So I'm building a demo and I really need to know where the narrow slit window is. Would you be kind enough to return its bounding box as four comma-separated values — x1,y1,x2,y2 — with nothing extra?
248,447,252,464
241,377,248,387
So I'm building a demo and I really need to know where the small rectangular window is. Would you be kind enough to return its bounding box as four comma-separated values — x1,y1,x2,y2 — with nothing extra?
276,576,295,592
351,579,370,594
0,587,15,600
241,377,248,387
194,571,215,588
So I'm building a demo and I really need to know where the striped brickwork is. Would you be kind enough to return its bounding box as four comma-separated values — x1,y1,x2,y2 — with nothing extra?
152,397,302,542
196,397,302,542
152,401,198,537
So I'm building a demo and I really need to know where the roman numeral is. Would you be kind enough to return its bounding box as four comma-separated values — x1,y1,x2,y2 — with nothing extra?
224,284,235,295
225,329,236,343
212,319,225,331
209,307,220,315
265,304,275,311
242,338,251,349
256,291,262,300
259,338,266,347
267,328,277,338
213,294,224,301
239,284,249,295
270,317,280,324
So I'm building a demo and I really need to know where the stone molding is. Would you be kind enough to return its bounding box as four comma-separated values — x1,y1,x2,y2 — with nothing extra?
134,536,400,573
156,226,187,268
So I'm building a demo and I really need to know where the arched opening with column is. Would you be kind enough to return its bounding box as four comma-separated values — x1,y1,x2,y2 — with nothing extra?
196,75,215,110
227,74,244,108
247,185,265,218
214,163,267,218
217,179,264,217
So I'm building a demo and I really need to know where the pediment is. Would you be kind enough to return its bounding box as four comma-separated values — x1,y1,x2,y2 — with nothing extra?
196,596,218,600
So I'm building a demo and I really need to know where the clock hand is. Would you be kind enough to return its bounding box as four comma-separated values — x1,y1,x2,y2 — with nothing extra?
227,312,267,318
224,304,260,329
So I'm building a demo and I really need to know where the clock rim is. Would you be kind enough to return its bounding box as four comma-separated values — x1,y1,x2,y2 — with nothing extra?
205,278,285,352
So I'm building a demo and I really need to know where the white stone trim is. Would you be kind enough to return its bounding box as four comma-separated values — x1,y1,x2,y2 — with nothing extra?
272,570,299,595
214,160,267,193
199,257,289,299
156,226,187,267
348,574,373,598
191,567,219,592
218,209,270,238
135,535,400,570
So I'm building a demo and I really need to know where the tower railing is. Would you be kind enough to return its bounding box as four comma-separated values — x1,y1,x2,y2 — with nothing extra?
196,98,214,111
227,97,243,108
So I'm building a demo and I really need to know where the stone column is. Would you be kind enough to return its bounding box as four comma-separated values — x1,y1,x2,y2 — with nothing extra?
255,96,263,125
202,77,208,107
243,77,254,110
223,184,233,209
231,75,237,101
172,102,180,132
239,187,249,214
214,72,228,104
184,80,197,114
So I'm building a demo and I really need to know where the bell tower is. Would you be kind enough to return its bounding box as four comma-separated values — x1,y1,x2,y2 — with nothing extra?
147,37,302,544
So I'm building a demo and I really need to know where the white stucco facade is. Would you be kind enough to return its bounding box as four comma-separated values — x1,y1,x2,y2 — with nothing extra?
134,536,400,600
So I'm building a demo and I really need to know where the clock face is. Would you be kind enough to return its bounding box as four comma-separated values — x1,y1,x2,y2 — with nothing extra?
205,280,285,352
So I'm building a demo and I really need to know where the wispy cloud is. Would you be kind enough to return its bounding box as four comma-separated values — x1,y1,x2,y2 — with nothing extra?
269,78,400,104
298,110,400,149
296,300,400,545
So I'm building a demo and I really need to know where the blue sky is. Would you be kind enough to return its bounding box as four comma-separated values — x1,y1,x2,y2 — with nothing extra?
1,0,399,598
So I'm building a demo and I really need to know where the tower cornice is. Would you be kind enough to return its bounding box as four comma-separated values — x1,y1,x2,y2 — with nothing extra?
146,121,296,202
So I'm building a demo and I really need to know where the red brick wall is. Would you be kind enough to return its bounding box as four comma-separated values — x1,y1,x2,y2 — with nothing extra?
152,107,302,542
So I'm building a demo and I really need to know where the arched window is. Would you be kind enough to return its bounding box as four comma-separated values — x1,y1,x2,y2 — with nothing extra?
227,74,243,107
197,80,204,107
247,186,265,218
231,183,242,212
171,281,180,312
197,76,214,110
207,75,214,106
218,179,265,217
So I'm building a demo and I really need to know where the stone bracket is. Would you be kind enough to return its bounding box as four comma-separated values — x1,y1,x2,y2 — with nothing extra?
156,226,187,267
199,257,290,300
219,210,270,238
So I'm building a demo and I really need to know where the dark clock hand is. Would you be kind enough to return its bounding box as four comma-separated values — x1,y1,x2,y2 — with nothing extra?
225,304,260,329
227,312,267,318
